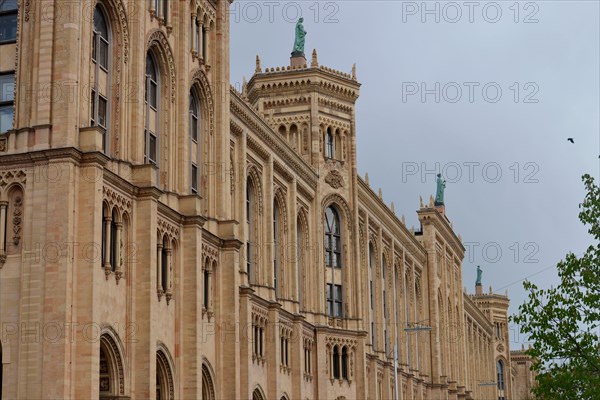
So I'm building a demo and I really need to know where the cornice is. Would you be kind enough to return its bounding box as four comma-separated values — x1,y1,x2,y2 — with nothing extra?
357,176,426,264
417,207,465,258
463,293,494,336
230,90,318,188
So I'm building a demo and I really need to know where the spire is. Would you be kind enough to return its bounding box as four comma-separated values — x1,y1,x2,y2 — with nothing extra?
255,55,262,73
242,76,248,97
419,196,424,208
311,49,318,67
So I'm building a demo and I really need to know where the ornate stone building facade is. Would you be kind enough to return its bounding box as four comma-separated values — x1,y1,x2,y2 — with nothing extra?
0,0,534,399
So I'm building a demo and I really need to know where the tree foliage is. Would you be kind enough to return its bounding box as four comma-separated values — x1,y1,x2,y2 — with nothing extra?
512,174,600,399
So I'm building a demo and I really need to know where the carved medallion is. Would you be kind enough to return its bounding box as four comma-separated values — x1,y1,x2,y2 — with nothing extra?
325,170,344,189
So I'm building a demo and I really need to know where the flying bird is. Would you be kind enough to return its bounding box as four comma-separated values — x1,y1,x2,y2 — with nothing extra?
567,138,574,143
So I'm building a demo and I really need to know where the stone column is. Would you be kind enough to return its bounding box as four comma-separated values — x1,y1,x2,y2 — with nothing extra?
165,248,173,302
203,26,209,64
0,201,7,264
157,243,163,298
114,222,123,282
190,14,197,54
103,215,112,276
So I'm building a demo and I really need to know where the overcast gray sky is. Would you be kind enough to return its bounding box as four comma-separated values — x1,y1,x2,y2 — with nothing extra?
229,0,600,347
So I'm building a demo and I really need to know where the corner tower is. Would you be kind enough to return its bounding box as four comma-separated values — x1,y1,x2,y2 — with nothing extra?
246,48,360,175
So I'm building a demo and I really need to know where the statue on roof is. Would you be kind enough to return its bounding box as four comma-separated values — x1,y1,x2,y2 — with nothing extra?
292,18,307,56
476,266,483,286
435,173,446,206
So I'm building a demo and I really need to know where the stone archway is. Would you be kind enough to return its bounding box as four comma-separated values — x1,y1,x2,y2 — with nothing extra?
99,332,125,398
201,362,215,400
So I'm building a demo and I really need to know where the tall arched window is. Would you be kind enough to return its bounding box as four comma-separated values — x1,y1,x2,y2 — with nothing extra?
325,207,341,268
326,127,334,159
382,256,388,354
497,360,505,392
246,178,254,283
144,53,159,165
341,346,348,380
91,5,110,153
189,91,200,193
368,243,375,349
332,345,340,379
296,215,306,308
272,200,281,296
325,206,343,318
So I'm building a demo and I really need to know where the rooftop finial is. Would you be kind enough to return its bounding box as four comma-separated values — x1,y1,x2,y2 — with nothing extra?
401,213,406,225
352,63,357,80
311,49,318,67
255,55,262,73
242,76,248,97
391,201,395,213
378,188,383,199
419,196,424,208
365,172,369,186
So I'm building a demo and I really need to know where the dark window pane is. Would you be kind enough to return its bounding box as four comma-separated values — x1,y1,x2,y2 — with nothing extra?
0,105,13,133
149,82,157,108
0,13,17,43
149,134,157,163
0,0,18,12
0,74,14,102
98,96,107,127
92,32,97,61
93,7,109,39
191,164,198,193
99,40,109,70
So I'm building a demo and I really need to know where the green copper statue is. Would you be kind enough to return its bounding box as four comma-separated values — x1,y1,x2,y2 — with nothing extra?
476,266,483,285
434,173,446,205
292,18,307,56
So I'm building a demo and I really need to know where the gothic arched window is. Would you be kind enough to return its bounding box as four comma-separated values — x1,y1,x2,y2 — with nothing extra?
497,360,505,391
246,178,256,283
91,4,111,152
189,91,200,193
326,127,334,159
325,206,341,268
144,53,159,165
273,200,279,294
332,345,340,379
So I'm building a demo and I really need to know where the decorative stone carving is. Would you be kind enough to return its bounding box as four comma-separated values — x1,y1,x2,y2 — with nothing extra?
12,195,22,246
102,186,132,214
0,138,6,152
158,217,180,239
0,170,26,187
325,169,344,189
